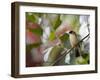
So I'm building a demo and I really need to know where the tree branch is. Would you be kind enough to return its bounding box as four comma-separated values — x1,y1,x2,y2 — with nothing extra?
50,34,90,66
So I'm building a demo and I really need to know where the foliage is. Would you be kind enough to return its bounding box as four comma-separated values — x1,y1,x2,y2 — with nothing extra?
26,12,90,67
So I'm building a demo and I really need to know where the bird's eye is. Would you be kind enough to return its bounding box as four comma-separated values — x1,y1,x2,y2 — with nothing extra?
69,31,73,34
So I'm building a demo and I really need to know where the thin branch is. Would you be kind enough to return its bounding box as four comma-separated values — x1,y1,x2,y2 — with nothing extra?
50,34,90,66
87,23,90,34
86,23,90,41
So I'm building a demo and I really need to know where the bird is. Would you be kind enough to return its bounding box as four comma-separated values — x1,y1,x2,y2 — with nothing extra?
66,30,82,57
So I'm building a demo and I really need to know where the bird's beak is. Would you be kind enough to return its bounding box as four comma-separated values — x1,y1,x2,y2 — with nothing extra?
65,31,70,34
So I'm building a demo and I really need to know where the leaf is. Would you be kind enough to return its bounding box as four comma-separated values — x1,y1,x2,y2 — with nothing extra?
49,32,56,41
44,45,64,66
47,14,61,30
59,34,69,42
75,56,88,64
82,53,89,63
26,12,38,23
33,13,42,17
52,15,61,30
59,34,71,48
26,42,42,53
29,28,43,36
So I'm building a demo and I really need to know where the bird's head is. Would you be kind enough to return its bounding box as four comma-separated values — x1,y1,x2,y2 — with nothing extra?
66,30,76,35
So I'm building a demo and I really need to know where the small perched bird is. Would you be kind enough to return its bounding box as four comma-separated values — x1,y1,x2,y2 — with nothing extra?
67,30,81,57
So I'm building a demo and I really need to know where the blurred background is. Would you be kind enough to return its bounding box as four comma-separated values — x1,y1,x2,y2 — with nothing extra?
26,12,90,67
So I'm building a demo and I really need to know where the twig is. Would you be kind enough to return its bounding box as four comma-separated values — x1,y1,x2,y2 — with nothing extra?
50,34,90,66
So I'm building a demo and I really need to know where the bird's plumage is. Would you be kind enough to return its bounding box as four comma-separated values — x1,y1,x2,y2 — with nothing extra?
68,30,81,57
68,31,78,47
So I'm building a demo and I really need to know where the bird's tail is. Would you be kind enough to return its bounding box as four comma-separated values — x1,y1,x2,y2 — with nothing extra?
75,47,82,57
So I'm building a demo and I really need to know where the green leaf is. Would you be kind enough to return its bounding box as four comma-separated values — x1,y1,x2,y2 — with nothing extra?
26,12,38,23
75,56,88,64
59,34,71,48
46,14,61,30
49,32,56,41
26,42,42,53
29,28,43,36
59,34,69,42
52,15,61,30
82,53,89,63
33,13,42,17
45,45,64,66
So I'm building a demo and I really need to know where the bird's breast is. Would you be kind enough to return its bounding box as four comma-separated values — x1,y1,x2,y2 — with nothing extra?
69,34,78,47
